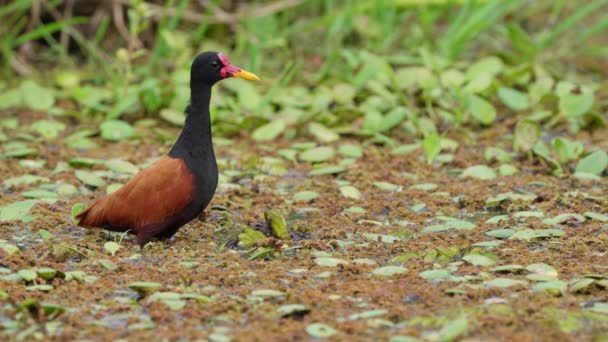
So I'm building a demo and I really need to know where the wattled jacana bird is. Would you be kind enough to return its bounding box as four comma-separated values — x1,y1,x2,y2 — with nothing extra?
76,51,259,246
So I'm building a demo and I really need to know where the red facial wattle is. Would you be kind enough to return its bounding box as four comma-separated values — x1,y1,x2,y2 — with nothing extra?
220,64,242,78
217,52,260,81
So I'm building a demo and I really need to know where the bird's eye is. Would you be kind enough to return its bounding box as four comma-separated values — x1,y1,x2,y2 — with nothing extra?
210,61,220,69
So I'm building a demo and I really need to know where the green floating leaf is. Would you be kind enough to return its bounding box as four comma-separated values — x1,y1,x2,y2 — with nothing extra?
299,146,335,163
308,122,339,143
553,138,583,164
344,206,365,214
423,219,476,233
1,241,19,255
39,229,54,240
419,269,451,281
26,284,53,292
293,191,319,202
378,107,407,132
542,213,585,226
468,95,496,125
486,192,536,206
525,263,558,282
277,304,310,317
460,165,496,180
98,259,118,271
105,159,139,175
466,56,503,79
252,120,285,141
392,143,421,155
308,165,346,176
575,150,607,176
372,266,407,277
513,120,540,153
463,74,492,94
588,302,608,314
22,190,57,199
21,80,55,111
69,157,104,168
498,164,518,176
0,200,37,222
2,146,38,158
423,132,441,164
41,302,65,316
437,316,468,342
373,181,401,191
491,265,524,273
315,257,349,267
410,183,438,191
485,147,512,163
508,228,565,241
584,212,608,222
338,144,363,158
559,92,594,118
485,215,509,225
18,269,37,282
473,241,503,248
72,203,86,219
106,183,123,194
75,170,106,187
332,83,356,104
128,282,162,295
104,241,120,256
36,268,58,281
55,70,80,88
4,175,49,188
533,280,566,296
498,87,530,111
348,309,388,320
462,254,496,266
486,229,515,239
513,211,544,219
100,120,134,142
248,247,274,261
340,186,361,200
570,278,595,293
251,289,285,299
264,210,289,240
0,88,22,109
363,233,400,244
306,323,338,338
30,120,65,139
484,278,528,288
238,228,266,248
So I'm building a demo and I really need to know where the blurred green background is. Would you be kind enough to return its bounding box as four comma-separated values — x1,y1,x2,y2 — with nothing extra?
1,4,608,338
0,0,606,154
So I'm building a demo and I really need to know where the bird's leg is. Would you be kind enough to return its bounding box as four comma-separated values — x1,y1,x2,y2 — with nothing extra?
197,211,207,222
136,232,153,247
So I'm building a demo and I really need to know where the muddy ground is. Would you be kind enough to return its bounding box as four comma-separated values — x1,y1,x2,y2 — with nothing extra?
1,111,607,341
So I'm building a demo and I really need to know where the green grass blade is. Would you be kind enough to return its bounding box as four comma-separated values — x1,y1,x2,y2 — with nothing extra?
14,17,89,47
539,0,608,48
0,0,33,18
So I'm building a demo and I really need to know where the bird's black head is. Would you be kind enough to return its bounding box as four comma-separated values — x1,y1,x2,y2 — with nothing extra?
190,51,259,87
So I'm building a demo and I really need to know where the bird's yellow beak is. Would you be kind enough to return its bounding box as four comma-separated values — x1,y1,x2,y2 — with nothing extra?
231,69,260,81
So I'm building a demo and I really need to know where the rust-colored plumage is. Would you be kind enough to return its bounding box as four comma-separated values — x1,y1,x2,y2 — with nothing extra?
77,157,194,245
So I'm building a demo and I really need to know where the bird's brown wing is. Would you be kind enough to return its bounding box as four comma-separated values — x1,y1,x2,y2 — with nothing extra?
76,157,194,237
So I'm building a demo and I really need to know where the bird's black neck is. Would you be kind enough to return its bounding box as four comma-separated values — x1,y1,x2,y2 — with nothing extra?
169,84,215,164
